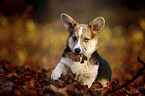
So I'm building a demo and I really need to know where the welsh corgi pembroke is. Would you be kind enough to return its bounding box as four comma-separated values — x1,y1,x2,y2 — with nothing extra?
51,13,111,88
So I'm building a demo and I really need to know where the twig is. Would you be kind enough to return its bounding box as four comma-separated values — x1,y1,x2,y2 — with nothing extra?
105,57,145,95
137,56,145,65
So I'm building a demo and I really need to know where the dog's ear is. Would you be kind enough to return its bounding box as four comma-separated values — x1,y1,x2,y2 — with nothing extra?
89,17,105,36
61,13,78,34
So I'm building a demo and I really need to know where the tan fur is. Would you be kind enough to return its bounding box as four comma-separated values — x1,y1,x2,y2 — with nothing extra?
68,24,98,59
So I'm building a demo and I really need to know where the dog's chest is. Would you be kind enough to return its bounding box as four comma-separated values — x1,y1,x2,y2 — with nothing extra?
60,57,99,75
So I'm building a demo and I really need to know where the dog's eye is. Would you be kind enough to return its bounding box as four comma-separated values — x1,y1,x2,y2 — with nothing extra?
72,36,77,42
84,38,89,42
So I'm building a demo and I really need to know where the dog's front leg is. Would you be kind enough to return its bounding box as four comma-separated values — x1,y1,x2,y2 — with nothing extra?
78,74,96,88
51,62,65,80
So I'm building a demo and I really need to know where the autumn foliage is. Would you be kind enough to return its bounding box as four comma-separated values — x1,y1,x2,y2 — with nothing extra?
0,58,145,96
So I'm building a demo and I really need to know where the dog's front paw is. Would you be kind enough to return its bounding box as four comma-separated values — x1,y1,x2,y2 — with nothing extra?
51,69,61,80
83,81,93,88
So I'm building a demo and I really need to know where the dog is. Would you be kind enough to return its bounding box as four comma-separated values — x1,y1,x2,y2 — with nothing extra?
51,13,111,88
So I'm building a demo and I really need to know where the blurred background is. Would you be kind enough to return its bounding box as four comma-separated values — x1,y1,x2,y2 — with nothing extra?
0,0,145,84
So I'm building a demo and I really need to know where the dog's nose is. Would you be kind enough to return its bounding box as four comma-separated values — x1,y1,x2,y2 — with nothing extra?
74,48,81,54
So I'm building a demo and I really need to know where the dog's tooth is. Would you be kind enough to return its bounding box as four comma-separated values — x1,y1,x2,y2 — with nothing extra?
80,56,82,62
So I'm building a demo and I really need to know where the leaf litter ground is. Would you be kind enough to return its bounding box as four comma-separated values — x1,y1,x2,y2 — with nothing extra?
0,60,145,96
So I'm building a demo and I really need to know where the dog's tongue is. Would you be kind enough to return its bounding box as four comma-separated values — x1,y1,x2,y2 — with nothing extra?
68,52,87,63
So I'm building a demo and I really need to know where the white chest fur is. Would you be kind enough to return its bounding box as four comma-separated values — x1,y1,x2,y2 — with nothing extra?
60,57,99,75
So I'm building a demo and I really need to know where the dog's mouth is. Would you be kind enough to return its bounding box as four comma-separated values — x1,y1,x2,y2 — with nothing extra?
68,52,87,63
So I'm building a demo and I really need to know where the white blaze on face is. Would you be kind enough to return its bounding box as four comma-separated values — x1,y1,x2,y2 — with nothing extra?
73,27,83,53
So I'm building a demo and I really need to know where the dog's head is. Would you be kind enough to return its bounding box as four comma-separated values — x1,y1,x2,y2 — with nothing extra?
61,13,105,58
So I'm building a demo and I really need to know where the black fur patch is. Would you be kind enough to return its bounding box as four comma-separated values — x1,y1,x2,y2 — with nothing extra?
62,45,71,58
89,51,100,65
